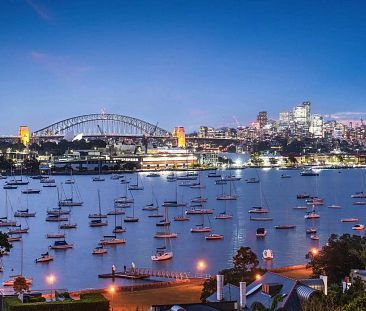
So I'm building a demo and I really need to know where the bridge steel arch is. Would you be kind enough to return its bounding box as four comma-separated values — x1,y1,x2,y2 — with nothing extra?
32,114,171,137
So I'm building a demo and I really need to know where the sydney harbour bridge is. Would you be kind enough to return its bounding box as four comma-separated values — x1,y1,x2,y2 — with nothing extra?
0,113,172,143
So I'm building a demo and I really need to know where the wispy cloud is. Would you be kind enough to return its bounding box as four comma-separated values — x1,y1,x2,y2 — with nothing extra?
30,50,94,82
325,111,366,119
25,0,52,21
324,111,366,126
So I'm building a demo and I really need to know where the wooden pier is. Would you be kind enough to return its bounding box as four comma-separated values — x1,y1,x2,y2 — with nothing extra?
98,268,206,280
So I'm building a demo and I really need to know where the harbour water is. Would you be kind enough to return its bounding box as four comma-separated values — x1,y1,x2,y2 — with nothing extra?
0,168,365,290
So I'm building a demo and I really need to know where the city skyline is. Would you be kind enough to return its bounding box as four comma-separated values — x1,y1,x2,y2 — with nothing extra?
1,0,366,133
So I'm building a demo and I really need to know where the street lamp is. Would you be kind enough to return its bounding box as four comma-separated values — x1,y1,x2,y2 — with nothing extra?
196,260,207,277
47,274,55,301
109,285,115,311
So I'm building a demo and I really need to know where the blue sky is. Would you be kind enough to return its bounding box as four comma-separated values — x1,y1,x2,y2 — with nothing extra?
1,0,366,134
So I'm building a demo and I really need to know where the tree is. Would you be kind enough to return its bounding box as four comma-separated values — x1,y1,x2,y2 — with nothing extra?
201,247,264,302
233,246,259,272
250,294,284,311
308,234,365,284
0,232,12,252
343,292,366,311
13,276,29,294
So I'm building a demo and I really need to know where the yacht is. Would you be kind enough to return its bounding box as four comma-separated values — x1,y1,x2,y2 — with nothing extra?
351,192,366,198
3,275,32,287
352,224,365,230
256,228,267,238
49,240,73,250
341,218,359,222
246,178,260,183
190,224,212,233
205,234,224,240
263,249,274,260
99,236,126,245
89,219,108,227
46,233,65,239
154,232,178,239
151,247,173,261
186,208,214,215
35,252,54,263
21,189,40,194
215,212,233,220
92,246,108,255
300,168,319,176
14,209,36,217
249,207,269,214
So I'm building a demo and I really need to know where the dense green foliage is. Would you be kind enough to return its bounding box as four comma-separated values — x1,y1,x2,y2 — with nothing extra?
308,234,366,284
0,232,12,252
200,247,265,302
4,293,109,311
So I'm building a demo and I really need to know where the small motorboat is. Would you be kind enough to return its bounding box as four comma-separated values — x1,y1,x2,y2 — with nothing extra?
341,218,359,222
208,172,221,178
256,228,267,238
151,247,173,261
281,174,291,178
275,224,296,229
35,252,54,263
205,234,224,240
300,169,319,176
310,234,320,240
263,249,274,260
92,246,108,255
352,224,365,230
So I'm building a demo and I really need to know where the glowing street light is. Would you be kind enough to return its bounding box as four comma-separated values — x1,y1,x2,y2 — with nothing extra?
109,285,115,311
311,248,319,256
197,260,206,271
255,274,261,280
46,274,55,301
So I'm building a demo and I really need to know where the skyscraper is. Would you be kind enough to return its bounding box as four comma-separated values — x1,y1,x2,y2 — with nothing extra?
257,111,268,129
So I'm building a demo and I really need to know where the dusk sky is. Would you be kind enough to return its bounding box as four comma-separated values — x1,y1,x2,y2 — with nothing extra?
1,0,366,134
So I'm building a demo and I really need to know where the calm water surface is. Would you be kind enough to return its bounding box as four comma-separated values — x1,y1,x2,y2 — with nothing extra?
0,168,365,290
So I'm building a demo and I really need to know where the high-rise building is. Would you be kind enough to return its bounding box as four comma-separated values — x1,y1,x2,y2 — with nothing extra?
19,126,30,146
257,111,268,129
173,127,186,148
293,101,311,135
309,114,324,138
